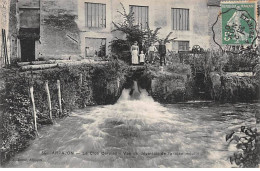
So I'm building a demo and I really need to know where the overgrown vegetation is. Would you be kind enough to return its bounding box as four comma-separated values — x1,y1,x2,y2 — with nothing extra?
226,126,260,168
0,60,129,165
177,49,259,102
141,63,193,103
110,3,175,63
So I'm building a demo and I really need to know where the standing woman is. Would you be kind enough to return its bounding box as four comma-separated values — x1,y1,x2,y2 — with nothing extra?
131,41,139,65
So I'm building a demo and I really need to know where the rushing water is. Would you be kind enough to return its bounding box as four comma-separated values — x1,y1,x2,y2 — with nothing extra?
5,81,258,168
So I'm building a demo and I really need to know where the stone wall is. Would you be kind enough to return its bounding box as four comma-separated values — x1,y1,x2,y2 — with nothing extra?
39,0,81,60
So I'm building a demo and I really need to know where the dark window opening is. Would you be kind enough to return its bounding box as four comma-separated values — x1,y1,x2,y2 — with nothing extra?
178,41,189,51
21,39,35,62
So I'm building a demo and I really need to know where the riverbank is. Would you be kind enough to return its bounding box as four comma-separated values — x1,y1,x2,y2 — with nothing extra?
1,59,259,166
140,64,259,104
0,60,129,165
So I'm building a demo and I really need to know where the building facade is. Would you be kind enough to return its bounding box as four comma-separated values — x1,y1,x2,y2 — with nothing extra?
77,0,211,58
1,0,259,63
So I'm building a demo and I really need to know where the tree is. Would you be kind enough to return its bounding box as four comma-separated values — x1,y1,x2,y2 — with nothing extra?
110,3,176,62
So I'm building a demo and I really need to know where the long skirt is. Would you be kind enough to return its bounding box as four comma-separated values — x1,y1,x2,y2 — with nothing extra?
132,50,139,64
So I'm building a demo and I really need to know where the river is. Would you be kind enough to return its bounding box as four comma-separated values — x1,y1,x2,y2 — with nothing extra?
5,82,258,168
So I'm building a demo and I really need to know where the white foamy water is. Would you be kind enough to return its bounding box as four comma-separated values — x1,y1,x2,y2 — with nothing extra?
5,81,257,168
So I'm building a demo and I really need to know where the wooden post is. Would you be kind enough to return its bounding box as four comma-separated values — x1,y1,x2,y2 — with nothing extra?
3,29,9,66
79,73,83,86
30,85,38,135
117,77,120,88
45,81,52,121
57,80,62,114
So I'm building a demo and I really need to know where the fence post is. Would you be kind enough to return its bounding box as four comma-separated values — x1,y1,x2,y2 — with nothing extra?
57,80,62,114
79,73,83,86
29,85,38,136
45,81,52,122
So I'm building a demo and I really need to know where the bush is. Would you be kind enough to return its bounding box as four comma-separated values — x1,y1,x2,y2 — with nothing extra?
226,126,260,168
220,75,258,102
145,63,193,103
0,60,129,165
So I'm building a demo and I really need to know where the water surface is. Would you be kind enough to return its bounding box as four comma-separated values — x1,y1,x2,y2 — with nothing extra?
5,85,258,168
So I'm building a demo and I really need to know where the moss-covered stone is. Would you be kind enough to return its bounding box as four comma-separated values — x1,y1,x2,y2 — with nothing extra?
143,63,193,103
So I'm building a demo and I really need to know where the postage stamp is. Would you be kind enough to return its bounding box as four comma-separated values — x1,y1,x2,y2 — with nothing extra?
221,1,258,45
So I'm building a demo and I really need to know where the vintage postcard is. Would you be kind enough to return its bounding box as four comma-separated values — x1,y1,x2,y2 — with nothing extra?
0,0,260,168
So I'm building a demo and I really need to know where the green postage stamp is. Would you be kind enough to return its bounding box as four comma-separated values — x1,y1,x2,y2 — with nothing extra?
221,1,257,45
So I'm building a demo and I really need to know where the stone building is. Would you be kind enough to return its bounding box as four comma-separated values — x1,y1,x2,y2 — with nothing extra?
78,0,211,57
1,0,259,63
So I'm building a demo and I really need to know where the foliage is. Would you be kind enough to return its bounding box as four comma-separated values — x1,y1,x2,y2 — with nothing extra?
178,49,258,75
220,75,257,102
177,50,259,102
226,126,259,168
144,63,193,103
1,75,35,164
209,72,258,102
110,3,175,61
224,51,259,72
91,60,129,104
111,3,146,49
0,60,129,165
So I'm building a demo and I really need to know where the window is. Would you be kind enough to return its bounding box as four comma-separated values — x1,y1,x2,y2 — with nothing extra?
178,41,189,51
130,5,149,29
85,38,106,57
172,8,189,30
172,41,189,52
85,2,106,28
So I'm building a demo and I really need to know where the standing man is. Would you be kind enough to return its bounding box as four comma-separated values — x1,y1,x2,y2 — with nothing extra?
148,43,157,64
158,40,166,66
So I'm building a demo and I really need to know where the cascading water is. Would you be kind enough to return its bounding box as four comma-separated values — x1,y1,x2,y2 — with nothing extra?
5,81,258,168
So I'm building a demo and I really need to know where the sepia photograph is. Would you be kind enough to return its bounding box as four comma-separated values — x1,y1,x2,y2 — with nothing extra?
0,0,260,168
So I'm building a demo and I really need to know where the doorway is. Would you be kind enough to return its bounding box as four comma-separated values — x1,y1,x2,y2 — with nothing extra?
20,39,35,62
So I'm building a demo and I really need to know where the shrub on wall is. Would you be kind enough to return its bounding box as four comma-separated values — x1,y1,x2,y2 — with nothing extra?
209,72,258,102
144,63,193,103
220,75,258,102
